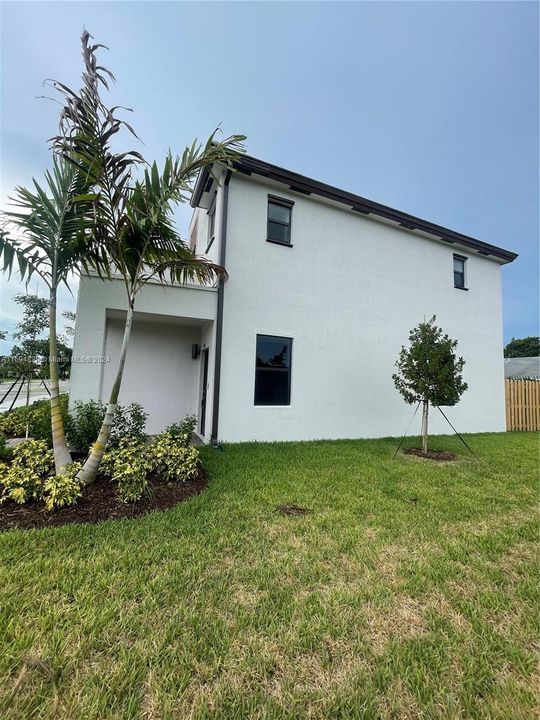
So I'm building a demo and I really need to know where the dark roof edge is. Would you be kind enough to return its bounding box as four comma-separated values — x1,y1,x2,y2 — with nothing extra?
191,154,518,264
191,166,210,207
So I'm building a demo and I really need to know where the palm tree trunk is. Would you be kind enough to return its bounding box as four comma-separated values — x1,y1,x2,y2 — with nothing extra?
49,286,72,472
421,399,429,454
77,303,134,485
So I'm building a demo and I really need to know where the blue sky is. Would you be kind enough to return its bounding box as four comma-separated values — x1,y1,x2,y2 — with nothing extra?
1,1,538,353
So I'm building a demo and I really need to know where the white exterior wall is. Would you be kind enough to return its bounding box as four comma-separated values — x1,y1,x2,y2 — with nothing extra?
216,173,506,442
70,275,218,435
71,168,508,444
102,318,201,434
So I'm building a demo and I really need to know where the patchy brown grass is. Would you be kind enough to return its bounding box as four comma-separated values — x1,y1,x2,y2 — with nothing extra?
0,433,537,719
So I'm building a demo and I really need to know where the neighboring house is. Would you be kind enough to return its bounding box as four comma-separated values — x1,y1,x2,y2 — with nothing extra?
70,154,518,441
504,357,540,379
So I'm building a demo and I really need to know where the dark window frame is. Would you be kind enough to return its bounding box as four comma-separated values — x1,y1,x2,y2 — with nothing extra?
205,195,217,253
453,254,468,290
267,195,294,247
254,333,293,406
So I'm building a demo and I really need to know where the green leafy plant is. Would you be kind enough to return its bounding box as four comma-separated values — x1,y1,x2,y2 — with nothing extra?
393,316,467,453
11,439,54,476
101,438,153,502
165,414,197,447
43,463,82,510
65,399,106,452
0,466,42,505
66,400,147,452
0,433,12,461
0,395,69,447
152,432,199,482
0,439,53,504
0,406,28,437
109,403,148,448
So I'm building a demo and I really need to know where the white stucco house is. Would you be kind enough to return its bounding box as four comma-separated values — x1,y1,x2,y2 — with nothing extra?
70,154,517,442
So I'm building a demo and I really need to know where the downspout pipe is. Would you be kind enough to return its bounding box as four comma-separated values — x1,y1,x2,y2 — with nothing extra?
211,169,232,445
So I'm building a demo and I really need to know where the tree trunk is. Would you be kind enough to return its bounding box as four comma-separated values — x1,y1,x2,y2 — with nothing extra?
49,286,73,472
421,399,429,454
76,303,134,485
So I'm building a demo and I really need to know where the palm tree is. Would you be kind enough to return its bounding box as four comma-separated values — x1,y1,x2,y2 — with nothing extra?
0,159,105,472
76,156,232,484
49,31,245,484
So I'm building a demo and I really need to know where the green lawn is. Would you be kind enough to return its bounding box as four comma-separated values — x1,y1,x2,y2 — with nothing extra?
0,433,538,719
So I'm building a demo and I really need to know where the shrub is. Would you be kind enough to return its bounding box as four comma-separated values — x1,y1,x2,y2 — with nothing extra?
0,439,53,504
0,395,69,447
65,399,106,452
0,405,30,437
66,400,148,452
11,439,54,476
165,414,197,447
1,465,42,504
152,432,199,482
102,437,153,502
109,403,148,448
43,463,82,511
101,430,199,502
0,433,12,461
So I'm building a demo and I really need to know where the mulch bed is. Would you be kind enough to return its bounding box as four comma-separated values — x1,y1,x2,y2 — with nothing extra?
404,448,457,462
0,467,208,532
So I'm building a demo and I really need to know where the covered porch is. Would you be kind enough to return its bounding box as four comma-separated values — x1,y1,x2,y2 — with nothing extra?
70,276,217,439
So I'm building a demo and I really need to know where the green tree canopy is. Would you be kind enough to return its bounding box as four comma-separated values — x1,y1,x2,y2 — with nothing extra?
393,317,468,453
504,337,540,358
393,317,468,407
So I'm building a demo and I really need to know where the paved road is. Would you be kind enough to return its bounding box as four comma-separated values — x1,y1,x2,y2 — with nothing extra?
0,380,70,412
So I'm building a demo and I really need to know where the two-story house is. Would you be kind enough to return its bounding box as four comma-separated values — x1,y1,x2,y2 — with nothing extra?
70,154,517,442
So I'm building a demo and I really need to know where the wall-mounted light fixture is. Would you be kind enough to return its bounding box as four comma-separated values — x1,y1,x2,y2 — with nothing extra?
191,344,200,360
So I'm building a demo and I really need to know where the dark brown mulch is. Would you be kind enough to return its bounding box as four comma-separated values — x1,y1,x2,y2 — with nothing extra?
404,448,457,462
275,503,312,516
0,467,208,532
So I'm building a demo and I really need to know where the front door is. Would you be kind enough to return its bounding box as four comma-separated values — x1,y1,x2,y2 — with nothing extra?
200,348,209,437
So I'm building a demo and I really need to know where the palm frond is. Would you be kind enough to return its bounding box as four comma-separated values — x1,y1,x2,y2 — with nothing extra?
49,31,144,246
141,248,228,288
0,230,46,284
1,156,106,287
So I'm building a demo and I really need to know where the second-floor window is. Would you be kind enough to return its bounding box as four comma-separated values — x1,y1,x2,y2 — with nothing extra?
206,196,216,252
267,196,293,246
453,254,467,289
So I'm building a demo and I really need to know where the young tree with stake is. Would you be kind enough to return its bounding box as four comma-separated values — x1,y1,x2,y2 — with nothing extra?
11,294,49,436
393,316,468,454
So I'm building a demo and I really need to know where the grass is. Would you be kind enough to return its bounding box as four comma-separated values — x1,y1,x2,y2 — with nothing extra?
0,432,538,719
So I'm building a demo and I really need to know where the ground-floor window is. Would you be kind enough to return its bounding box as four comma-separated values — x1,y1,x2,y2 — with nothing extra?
254,334,292,405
